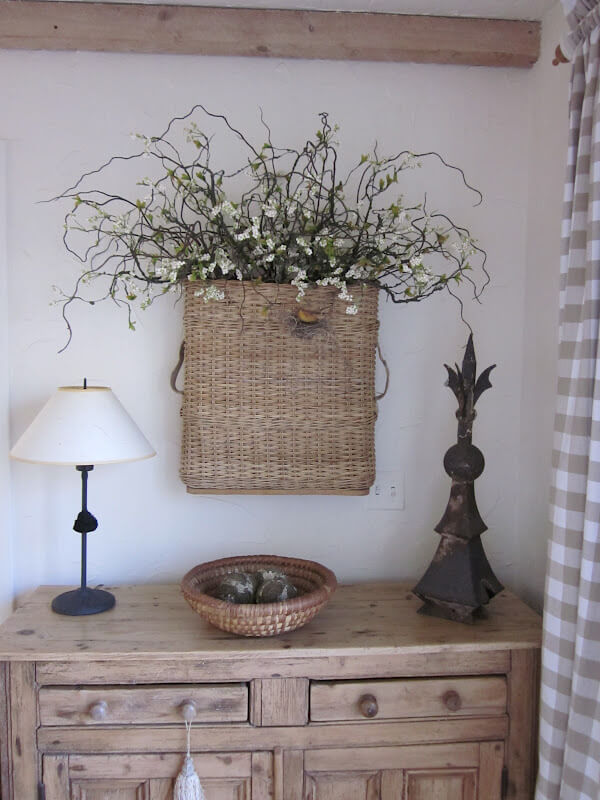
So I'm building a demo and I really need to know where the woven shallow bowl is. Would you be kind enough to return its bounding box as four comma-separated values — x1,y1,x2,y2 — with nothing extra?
181,555,337,637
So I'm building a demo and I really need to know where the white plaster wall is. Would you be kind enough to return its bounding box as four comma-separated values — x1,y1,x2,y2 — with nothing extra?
516,1,570,610
0,33,561,602
0,142,14,621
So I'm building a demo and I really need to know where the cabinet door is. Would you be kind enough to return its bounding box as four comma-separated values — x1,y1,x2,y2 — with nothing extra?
43,751,272,800
301,741,504,800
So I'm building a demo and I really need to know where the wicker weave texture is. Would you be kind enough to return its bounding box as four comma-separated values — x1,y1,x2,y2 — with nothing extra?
181,555,337,637
180,281,379,493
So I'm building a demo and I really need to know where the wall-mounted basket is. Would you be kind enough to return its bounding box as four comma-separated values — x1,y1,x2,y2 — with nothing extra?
177,280,380,495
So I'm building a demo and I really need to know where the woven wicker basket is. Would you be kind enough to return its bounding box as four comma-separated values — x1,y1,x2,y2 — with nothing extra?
181,555,337,637
179,280,379,494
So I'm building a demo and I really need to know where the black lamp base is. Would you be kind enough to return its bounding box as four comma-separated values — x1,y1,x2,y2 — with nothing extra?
51,587,115,616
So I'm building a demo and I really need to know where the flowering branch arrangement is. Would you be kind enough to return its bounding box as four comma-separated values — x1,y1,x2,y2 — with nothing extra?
54,105,487,345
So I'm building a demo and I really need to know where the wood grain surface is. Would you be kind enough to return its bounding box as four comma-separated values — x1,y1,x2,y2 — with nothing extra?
37,716,510,754
309,676,507,721
0,1,540,68
0,583,541,664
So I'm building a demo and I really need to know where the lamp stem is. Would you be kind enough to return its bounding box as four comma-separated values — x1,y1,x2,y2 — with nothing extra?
80,467,89,590
81,533,87,590
80,462,90,511
51,465,115,616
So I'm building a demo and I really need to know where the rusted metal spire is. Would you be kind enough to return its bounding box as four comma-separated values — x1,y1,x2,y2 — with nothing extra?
413,335,503,624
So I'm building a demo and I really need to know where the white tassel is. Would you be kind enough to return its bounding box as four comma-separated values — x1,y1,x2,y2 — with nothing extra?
174,720,205,800
174,755,205,800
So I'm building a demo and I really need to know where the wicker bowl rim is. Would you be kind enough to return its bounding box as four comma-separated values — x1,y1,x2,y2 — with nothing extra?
181,554,337,617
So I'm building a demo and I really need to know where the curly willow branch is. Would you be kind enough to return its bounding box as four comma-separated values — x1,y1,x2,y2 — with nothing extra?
50,105,488,349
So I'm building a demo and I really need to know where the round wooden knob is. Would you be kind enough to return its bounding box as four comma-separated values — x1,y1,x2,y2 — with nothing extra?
358,693,379,718
443,690,462,712
88,700,108,721
180,701,197,722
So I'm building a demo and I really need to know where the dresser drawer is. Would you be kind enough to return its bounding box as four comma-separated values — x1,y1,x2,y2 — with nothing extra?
310,677,507,722
39,683,248,726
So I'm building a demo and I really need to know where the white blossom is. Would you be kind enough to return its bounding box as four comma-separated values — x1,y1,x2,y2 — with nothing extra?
291,267,308,300
263,199,278,218
346,264,371,280
452,237,476,258
111,216,130,235
194,285,225,302
153,258,185,283
296,237,313,256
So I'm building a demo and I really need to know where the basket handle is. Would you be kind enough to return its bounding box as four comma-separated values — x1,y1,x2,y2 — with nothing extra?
170,341,185,395
171,338,389,399
375,344,390,401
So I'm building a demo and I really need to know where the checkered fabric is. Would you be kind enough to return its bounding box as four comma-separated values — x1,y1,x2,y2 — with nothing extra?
536,4,600,799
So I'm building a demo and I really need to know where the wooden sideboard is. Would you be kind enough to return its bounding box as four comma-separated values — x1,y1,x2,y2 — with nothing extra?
0,582,541,800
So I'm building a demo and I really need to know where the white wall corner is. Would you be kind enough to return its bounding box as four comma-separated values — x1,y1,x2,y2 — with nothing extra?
0,141,14,621
517,0,570,610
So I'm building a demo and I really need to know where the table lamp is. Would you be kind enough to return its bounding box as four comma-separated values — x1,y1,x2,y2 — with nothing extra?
10,381,156,616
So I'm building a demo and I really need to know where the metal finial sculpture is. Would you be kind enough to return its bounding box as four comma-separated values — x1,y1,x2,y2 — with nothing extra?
413,334,503,624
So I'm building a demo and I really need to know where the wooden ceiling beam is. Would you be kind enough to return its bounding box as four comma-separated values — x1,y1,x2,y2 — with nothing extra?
0,1,540,68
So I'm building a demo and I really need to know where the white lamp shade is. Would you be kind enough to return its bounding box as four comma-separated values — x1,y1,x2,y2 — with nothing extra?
10,386,156,466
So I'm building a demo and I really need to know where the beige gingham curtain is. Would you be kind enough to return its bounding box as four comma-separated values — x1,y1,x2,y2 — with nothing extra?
536,3,600,798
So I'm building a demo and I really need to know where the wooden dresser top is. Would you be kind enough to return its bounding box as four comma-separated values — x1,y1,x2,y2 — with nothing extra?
0,582,541,663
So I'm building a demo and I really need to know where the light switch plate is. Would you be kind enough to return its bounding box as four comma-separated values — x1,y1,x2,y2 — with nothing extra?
366,471,405,510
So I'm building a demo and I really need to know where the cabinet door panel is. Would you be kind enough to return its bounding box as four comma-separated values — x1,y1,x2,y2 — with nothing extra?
71,780,150,799
201,778,251,800
405,770,476,800
147,778,251,800
44,752,265,800
68,777,251,800
302,742,503,800
305,772,379,800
